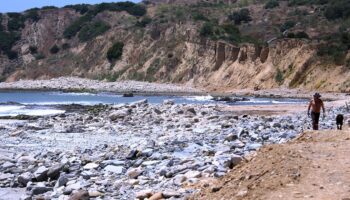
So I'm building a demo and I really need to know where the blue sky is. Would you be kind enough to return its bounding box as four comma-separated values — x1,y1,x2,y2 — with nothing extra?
0,0,141,13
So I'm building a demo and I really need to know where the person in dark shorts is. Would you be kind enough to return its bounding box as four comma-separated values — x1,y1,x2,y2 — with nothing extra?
307,93,325,130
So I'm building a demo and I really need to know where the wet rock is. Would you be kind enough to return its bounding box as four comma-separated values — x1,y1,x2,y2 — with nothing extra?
153,108,162,115
123,93,134,97
163,100,175,105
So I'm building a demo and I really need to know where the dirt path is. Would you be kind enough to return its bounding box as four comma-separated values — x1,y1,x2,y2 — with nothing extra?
194,130,350,200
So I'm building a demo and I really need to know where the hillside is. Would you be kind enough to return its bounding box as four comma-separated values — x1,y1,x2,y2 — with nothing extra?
0,0,349,92
194,130,350,199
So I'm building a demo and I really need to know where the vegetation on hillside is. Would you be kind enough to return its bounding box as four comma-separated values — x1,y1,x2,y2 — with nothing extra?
64,2,146,40
107,42,124,62
78,21,110,42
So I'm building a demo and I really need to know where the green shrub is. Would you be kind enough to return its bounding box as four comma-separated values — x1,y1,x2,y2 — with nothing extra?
29,46,38,54
135,17,152,27
288,0,309,6
192,12,208,21
50,44,60,54
265,0,279,9
41,6,58,10
93,2,146,17
64,4,90,14
78,21,110,42
324,0,350,20
286,31,309,39
0,31,20,53
147,58,161,75
280,21,295,32
346,59,350,68
275,68,284,85
6,50,18,60
63,14,94,39
295,31,309,39
200,22,215,37
200,22,243,43
62,43,70,50
25,9,40,22
64,2,146,39
107,42,124,62
7,13,25,31
35,53,45,60
0,14,3,31
317,44,347,65
228,8,252,25
126,4,147,17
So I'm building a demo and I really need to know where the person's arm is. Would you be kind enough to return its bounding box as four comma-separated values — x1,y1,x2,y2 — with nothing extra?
308,100,312,116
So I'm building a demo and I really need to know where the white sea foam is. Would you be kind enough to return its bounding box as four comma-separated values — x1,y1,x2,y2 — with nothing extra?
272,100,304,104
0,106,65,116
184,95,213,102
22,101,107,105
247,99,270,103
52,92,121,97
1,109,65,116
0,105,26,112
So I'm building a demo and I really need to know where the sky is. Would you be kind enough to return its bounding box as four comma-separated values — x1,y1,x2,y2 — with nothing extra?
0,0,141,13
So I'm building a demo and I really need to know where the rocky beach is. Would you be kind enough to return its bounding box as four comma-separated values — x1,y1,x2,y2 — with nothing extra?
0,79,347,199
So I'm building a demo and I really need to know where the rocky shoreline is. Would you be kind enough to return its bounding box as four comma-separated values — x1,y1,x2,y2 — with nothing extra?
0,77,204,96
0,98,345,199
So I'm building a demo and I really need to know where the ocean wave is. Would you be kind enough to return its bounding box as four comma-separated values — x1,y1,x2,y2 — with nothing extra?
247,99,271,103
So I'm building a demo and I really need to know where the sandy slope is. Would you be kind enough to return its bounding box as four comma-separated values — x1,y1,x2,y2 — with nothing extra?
194,130,350,200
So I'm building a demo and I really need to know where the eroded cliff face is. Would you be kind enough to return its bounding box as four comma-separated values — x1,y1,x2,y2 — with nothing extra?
1,6,349,92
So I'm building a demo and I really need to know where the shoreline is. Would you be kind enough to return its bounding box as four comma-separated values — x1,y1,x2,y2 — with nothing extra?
0,77,347,100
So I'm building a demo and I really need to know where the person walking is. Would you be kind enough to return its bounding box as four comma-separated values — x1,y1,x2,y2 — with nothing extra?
308,93,326,130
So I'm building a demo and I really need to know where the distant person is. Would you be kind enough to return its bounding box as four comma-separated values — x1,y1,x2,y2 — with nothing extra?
336,114,344,130
307,93,325,130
